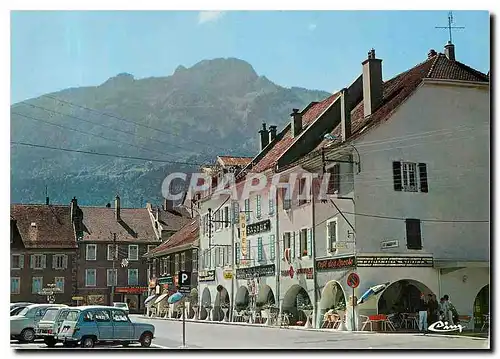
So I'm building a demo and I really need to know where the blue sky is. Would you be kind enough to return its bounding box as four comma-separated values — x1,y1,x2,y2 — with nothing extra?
10,10,490,104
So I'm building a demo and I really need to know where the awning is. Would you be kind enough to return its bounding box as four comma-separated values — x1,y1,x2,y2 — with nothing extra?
154,293,169,305
144,295,157,305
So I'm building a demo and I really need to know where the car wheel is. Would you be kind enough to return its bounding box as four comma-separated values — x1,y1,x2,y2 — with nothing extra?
20,328,35,343
140,333,152,348
44,337,57,347
81,337,95,348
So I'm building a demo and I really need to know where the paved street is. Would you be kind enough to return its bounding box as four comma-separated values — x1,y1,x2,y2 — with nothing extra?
131,315,489,349
10,339,170,350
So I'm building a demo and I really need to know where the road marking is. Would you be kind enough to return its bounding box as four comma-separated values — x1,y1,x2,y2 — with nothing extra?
151,343,172,349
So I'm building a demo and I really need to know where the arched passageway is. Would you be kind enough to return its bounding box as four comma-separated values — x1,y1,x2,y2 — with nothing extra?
200,287,211,320
282,285,312,325
235,286,250,311
255,284,275,309
377,279,434,314
213,285,230,321
319,281,346,318
473,284,489,330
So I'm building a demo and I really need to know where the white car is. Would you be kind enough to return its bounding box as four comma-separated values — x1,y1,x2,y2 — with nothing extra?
11,304,67,342
113,302,129,314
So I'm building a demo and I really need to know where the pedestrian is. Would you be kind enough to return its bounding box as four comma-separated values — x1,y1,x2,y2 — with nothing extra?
427,294,438,325
438,297,445,320
416,293,428,332
444,295,458,324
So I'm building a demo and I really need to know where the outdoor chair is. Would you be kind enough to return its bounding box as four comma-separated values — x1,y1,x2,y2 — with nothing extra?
458,315,472,330
481,314,489,331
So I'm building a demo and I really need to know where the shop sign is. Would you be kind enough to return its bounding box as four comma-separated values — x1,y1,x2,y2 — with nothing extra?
223,270,233,279
199,270,216,282
381,240,399,249
87,295,105,305
115,286,148,294
240,213,247,258
236,264,275,279
280,266,313,279
356,256,433,267
246,219,271,236
158,276,173,285
316,256,356,271
72,296,84,301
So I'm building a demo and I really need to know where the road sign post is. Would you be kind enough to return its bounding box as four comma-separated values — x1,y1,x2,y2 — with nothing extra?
347,272,360,332
178,271,191,348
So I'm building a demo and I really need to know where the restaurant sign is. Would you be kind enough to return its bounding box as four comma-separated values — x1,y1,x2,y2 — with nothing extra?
199,270,216,282
316,256,356,271
281,266,313,279
246,219,271,236
115,286,148,294
236,264,275,279
356,256,434,267
157,277,174,285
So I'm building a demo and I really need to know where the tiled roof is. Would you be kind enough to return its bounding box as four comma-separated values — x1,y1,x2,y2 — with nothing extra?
147,217,199,257
250,93,340,173
156,208,192,231
10,204,77,249
80,207,157,242
217,156,253,167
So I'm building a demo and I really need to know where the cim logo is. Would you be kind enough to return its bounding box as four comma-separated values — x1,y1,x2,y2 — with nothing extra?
428,321,465,333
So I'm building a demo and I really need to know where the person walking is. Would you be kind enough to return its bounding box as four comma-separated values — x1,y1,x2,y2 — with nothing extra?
416,293,428,333
443,295,456,324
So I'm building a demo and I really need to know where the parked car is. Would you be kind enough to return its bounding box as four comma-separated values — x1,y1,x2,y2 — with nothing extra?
10,305,30,316
10,304,67,343
10,302,32,310
36,307,75,347
56,306,155,348
113,302,129,315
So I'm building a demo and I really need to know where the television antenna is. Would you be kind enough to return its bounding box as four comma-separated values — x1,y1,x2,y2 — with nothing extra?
435,11,465,44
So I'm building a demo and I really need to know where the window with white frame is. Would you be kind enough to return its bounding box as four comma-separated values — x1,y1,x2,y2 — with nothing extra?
256,195,262,218
181,252,186,271
284,232,292,250
192,249,198,272
174,254,179,272
107,269,117,286
32,277,43,294
393,161,429,193
11,254,24,269
31,254,46,269
402,162,418,192
86,244,97,261
85,269,96,287
128,245,139,260
52,254,67,269
128,269,139,286
55,277,65,293
299,228,308,257
107,244,117,261
11,277,20,294
327,218,338,253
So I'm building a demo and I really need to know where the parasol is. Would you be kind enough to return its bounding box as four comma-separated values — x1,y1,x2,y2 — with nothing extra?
168,292,184,304
357,282,390,304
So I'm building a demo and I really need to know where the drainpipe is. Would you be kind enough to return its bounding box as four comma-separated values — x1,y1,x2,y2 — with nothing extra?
311,180,318,328
230,199,235,322
275,185,281,320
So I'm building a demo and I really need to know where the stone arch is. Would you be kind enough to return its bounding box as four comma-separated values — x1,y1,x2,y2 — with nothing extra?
282,284,312,325
473,284,489,330
319,280,347,318
199,287,212,320
255,284,275,308
377,279,434,314
213,285,230,321
235,286,250,311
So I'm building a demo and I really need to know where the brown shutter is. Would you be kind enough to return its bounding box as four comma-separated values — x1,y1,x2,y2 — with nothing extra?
418,163,428,193
393,161,402,191
405,219,422,250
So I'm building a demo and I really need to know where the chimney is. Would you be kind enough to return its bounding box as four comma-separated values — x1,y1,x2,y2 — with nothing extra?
362,48,383,118
163,198,174,212
115,195,121,222
291,109,302,137
46,196,50,205
340,88,351,142
258,123,269,151
428,49,437,59
155,207,159,221
268,125,277,143
444,42,455,61
70,197,78,222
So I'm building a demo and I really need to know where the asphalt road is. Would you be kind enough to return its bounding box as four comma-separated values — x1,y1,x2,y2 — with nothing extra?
131,315,490,349
10,339,169,350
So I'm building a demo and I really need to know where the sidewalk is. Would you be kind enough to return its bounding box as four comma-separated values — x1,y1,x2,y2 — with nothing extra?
139,315,488,340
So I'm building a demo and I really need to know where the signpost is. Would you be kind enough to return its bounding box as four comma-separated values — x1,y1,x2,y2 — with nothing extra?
347,273,360,331
178,271,191,349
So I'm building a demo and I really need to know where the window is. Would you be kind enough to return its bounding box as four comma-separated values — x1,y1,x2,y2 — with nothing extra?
192,249,198,272
128,269,139,286
94,310,111,322
327,164,340,194
107,244,117,261
298,178,307,206
299,228,308,257
86,244,97,261
283,232,292,250
406,219,422,250
112,310,128,322
32,277,43,294
85,269,96,287
53,254,67,269
224,206,229,228
174,254,179,273
55,277,65,293
269,235,275,260
11,254,24,269
256,195,262,218
244,199,250,221
30,254,46,269
166,256,171,275
181,252,186,271
281,186,291,210
269,196,275,215
327,219,338,253
107,269,117,286
393,161,428,193
128,245,139,261
257,237,263,261
233,202,240,224
11,277,20,294
147,245,156,254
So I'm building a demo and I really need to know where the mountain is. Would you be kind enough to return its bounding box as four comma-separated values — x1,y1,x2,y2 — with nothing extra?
10,58,330,207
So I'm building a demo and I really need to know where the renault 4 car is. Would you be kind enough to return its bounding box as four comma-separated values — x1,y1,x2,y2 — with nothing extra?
11,304,67,343
36,306,75,347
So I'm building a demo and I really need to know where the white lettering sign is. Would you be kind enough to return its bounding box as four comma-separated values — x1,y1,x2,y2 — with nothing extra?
428,321,464,333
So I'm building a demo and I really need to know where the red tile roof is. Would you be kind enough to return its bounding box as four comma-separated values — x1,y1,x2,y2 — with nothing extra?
10,204,77,249
146,217,199,257
79,207,157,242
155,208,192,231
217,156,253,167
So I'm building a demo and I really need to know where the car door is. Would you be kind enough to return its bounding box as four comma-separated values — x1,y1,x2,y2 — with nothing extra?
111,310,132,340
94,309,114,341
34,307,48,326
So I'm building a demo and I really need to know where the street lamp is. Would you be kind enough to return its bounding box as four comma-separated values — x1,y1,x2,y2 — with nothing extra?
323,134,361,173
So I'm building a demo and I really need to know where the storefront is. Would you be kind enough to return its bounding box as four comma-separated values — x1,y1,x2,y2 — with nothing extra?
114,286,149,314
198,270,216,320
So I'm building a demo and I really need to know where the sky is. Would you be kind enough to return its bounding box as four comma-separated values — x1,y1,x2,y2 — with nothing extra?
10,10,490,104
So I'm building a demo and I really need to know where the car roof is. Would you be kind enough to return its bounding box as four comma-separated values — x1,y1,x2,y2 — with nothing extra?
25,304,67,310
73,305,127,311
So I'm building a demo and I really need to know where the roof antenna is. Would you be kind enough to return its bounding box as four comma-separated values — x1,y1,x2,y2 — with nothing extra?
435,11,465,44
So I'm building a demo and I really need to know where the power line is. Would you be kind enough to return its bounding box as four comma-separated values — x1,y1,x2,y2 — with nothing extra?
41,94,241,154
11,141,203,166
340,211,488,223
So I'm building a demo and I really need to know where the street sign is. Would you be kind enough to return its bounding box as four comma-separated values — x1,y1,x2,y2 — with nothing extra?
178,271,191,295
347,272,360,288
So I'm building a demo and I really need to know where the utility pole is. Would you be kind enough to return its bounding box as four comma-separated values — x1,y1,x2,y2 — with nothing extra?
111,233,117,305
230,200,235,322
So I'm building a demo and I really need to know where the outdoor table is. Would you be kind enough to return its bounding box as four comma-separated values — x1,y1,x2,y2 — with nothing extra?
303,310,313,328
221,307,229,322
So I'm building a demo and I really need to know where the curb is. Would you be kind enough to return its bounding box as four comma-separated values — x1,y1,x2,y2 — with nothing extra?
138,316,488,339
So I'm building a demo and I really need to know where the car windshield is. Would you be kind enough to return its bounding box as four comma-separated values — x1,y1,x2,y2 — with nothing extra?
64,310,80,321
11,307,25,316
18,307,30,316
42,309,59,321
114,303,127,308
